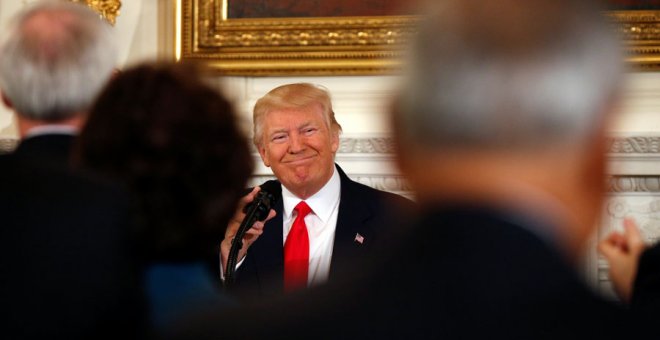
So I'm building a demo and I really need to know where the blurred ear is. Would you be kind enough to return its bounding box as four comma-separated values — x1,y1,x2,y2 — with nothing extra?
1,92,13,110
582,121,609,200
330,127,339,153
576,102,616,240
583,96,621,198
389,96,412,177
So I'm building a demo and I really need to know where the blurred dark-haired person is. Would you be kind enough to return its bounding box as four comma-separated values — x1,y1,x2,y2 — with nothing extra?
220,83,414,301
75,62,253,335
0,1,141,338
168,0,660,339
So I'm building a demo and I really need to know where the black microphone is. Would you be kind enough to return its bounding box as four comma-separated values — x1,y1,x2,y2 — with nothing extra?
241,180,280,221
224,180,280,288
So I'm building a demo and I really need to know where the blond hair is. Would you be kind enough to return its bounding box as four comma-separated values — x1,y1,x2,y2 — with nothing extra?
252,83,342,147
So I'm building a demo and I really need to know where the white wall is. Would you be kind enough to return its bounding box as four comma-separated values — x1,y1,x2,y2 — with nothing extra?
0,0,31,136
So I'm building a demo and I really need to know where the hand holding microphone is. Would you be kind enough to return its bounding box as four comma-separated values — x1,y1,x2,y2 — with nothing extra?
221,181,279,287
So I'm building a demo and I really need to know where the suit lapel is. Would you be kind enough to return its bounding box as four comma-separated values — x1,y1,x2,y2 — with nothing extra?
251,192,285,294
329,165,374,278
253,168,377,289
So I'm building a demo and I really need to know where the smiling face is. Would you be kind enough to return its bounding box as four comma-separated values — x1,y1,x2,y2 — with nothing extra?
258,104,339,199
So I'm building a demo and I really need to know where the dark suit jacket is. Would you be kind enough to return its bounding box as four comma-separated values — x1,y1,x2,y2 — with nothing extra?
230,164,413,300
0,135,144,339
11,133,75,168
177,204,637,339
632,241,660,333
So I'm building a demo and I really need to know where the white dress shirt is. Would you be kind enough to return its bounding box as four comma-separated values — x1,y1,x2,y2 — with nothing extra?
281,166,340,287
222,167,341,286
24,125,77,138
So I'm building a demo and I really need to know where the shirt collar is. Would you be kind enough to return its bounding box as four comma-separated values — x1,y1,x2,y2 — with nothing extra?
281,165,341,223
25,125,78,138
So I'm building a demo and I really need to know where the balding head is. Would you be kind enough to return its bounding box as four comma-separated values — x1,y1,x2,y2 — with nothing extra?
395,0,622,151
392,0,624,259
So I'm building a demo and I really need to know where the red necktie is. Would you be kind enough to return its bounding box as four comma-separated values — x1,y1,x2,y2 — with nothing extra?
284,201,311,292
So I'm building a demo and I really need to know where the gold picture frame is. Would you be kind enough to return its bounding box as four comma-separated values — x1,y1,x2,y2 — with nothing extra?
179,0,415,76
179,1,660,76
70,0,121,25
610,10,660,70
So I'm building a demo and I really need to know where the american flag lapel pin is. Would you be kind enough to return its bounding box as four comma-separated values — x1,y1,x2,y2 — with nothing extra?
354,233,364,245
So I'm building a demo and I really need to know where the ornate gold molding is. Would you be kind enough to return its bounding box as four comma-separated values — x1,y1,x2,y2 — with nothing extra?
70,0,121,26
181,0,415,76
609,11,660,70
181,2,660,75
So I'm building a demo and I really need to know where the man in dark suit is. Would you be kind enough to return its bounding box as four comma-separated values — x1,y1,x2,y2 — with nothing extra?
0,155,142,339
170,0,659,338
0,2,142,338
220,83,412,300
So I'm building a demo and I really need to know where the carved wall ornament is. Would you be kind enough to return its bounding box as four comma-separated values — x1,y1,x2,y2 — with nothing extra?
603,198,660,243
608,176,660,192
337,138,395,154
5,135,660,157
0,139,18,154
338,136,660,156
600,196,660,292
69,0,121,25
608,136,660,154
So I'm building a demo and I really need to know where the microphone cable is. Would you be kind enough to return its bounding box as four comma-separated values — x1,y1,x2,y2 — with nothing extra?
224,182,278,289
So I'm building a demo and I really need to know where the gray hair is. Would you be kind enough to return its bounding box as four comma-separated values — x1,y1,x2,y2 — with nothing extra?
0,1,117,121
396,0,623,149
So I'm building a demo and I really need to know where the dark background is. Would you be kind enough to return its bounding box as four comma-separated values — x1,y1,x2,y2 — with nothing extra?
228,0,409,19
227,0,660,20
606,0,660,10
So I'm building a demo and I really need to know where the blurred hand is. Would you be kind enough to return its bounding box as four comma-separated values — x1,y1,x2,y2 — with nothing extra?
220,186,277,274
598,218,646,303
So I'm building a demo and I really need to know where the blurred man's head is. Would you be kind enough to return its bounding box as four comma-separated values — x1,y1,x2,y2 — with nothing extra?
392,0,623,258
253,83,342,199
0,1,117,124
